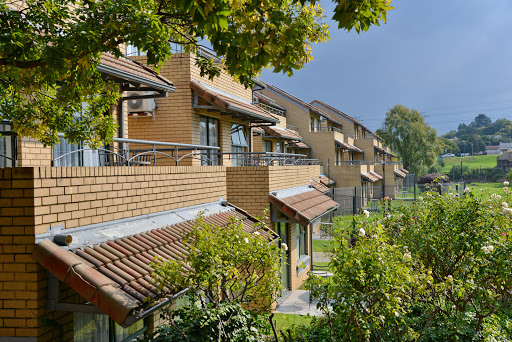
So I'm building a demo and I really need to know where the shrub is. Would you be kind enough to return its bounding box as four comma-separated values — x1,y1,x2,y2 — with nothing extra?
417,173,450,184
309,188,512,341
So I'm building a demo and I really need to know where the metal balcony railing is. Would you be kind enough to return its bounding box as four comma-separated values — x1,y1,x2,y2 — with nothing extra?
51,135,321,167
381,161,401,165
316,126,344,134
335,160,374,166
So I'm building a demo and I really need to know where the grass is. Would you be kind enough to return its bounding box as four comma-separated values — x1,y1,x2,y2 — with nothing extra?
271,313,314,332
441,155,498,173
465,182,507,199
312,240,333,253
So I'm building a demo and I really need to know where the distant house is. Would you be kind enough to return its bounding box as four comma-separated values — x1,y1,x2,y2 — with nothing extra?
499,143,512,154
486,145,500,155
497,150,512,171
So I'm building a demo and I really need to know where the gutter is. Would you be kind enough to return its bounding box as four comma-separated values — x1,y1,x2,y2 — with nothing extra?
227,104,280,124
97,64,176,92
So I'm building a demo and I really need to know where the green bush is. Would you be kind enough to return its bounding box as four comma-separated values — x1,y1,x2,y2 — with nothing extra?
307,187,512,341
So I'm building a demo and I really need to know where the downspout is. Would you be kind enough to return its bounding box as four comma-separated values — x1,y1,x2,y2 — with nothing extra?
118,98,125,152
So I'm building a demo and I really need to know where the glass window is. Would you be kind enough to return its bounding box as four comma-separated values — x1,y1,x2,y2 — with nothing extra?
200,116,220,165
310,117,314,132
231,124,247,166
75,313,145,342
316,119,320,132
0,121,16,167
297,225,306,260
264,140,272,153
276,142,282,153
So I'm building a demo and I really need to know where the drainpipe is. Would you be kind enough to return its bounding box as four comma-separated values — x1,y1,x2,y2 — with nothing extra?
118,98,125,152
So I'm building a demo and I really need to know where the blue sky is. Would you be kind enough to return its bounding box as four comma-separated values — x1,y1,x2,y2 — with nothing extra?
260,0,512,136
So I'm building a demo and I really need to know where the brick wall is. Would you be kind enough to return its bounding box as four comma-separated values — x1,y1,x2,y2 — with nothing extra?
17,137,52,167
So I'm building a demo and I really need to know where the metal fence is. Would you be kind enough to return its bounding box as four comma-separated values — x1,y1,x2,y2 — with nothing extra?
332,180,466,216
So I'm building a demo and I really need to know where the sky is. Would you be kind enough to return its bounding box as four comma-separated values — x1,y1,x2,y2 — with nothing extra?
259,0,512,136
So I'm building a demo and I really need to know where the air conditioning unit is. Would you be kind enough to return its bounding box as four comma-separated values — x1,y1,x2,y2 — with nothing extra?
127,92,156,114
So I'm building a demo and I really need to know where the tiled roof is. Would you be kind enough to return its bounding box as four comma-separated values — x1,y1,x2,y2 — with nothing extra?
361,171,383,183
374,145,386,154
401,168,409,174
262,126,303,141
309,180,330,193
394,169,407,178
310,100,380,140
32,207,275,327
319,174,336,186
98,54,175,92
260,84,343,126
335,139,363,153
269,188,339,226
288,141,311,149
190,80,279,124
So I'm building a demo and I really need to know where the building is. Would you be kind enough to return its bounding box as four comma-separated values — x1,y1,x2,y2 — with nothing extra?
0,51,339,341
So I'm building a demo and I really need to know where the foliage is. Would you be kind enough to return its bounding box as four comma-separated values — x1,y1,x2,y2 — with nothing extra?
417,173,449,185
438,137,459,155
149,213,282,341
147,302,269,342
0,0,394,146
307,188,512,341
376,104,441,174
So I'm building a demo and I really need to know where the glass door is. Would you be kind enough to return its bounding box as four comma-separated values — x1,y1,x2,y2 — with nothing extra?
200,116,220,165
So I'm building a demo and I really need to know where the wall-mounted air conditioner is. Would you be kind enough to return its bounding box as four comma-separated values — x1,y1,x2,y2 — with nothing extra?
127,92,156,114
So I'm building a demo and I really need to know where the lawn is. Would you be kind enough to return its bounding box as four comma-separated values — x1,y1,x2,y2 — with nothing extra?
465,182,507,199
271,313,314,333
312,239,333,253
441,155,498,173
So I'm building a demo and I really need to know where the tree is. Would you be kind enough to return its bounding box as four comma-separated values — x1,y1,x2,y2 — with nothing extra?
0,0,394,146
471,114,492,128
438,137,459,155
149,213,283,341
376,104,441,175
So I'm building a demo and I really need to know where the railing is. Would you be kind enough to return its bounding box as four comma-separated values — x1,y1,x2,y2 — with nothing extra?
381,161,400,165
52,135,321,167
53,134,220,167
316,127,344,134
255,103,285,116
216,152,321,166
335,160,374,166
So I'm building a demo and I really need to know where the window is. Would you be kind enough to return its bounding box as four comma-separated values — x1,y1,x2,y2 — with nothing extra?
297,225,306,260
336,150,344,165
264,140,272,153
231,123,248,166
74,313,146,342
276,142,282,153
0,121,16,167
310,117,314,132
200,116,220,165
315,118,320,132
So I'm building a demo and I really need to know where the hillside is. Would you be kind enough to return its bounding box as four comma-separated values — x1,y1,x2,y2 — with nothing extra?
441,155,497,174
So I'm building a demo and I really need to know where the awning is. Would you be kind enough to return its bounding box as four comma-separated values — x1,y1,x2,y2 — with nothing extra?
401,168,409,174
394,169,407,178
361,171,383,183
191,80,279,124
288,141,311,149
310,180,330,194
335,139,363,153
319,174,336,186
262,126,303,141
374,145,386,154
32,204,276,327
98,54,175,92
387,151,397,158
269,186,339,226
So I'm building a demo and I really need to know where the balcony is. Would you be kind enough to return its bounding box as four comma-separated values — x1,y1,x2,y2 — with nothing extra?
50,135,320,167
336,160,374,166
316,126,344,135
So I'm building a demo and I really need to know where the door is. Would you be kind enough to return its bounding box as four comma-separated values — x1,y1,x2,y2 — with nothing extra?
275,222,289,292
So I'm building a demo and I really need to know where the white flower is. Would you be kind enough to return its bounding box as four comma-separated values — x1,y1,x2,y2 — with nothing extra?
503,207,512,215
254,231,260,236
404,252,412,259
371,235,378,239
363,209,370,218
505,181,510,186
448,192,456,198
503,202,509,208
481,245,494,254
244,237,249,243
358,228,366,237
446,275,453,281
418,196,423,202
281,243,288,251
491,193,502,200
386,214,391,219
464,188,470,193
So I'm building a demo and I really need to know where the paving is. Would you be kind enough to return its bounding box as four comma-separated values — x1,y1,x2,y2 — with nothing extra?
313,251,330,262
274,290,323,316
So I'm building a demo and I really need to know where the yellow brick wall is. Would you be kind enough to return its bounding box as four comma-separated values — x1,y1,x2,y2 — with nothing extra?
17,137,52,167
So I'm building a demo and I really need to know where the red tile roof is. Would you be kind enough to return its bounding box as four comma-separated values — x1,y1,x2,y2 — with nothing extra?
269,189,339,226
191,80,279,124
394,169,407,178
319,174,336,186
310,180,330,193
335,139,363,153
98,54,174,91
32,208,276,327
262,126,303,141
288,141,311,149
361,171,383,183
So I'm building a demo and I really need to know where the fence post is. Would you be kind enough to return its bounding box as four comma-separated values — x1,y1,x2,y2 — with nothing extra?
414,182,417,201
353,187,357,216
